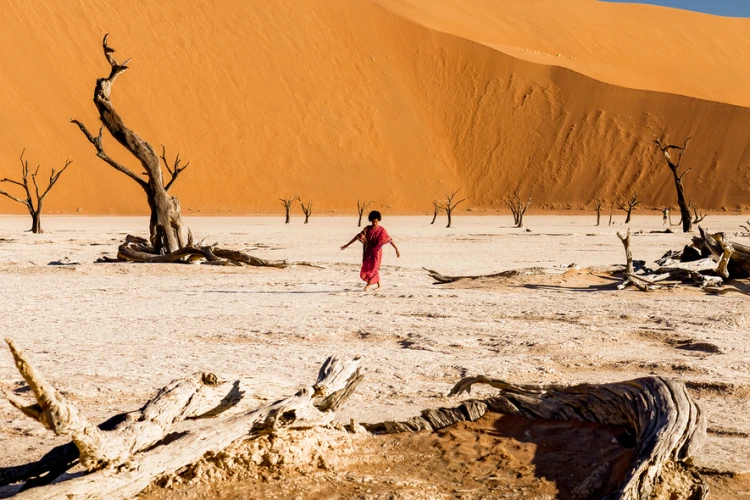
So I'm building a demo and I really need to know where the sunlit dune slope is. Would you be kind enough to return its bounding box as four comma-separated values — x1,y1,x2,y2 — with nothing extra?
0,0,748,216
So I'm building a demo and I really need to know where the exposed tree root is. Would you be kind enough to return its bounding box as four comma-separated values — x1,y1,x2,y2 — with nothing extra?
369,376,707,500
95,235,289,268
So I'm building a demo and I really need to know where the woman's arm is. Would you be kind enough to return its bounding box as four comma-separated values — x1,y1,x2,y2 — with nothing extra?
340,235,361,250
390,240,401,258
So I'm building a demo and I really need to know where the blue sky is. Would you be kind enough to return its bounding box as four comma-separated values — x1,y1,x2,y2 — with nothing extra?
602,0,750,17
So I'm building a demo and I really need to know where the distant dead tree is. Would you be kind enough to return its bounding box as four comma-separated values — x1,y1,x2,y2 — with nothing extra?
438,189,466,228
608,203,615,226
356,199,372,227
686,200,706,225
741,220,750,233
508,192,532,228
300,199,312,224
71,34,190,254
430,200,442,225
71,35,282,267
0,150,73,234
593,196,603,226
279,195,298,224
619,193,640,224
654,136,693,233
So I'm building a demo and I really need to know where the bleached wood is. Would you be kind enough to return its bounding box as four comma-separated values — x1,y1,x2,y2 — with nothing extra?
4,346,363,500
373,375,706,500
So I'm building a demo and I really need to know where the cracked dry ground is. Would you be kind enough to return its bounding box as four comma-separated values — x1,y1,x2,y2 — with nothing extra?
0,215,748,497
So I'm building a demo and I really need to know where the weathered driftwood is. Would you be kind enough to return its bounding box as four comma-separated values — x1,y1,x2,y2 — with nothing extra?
0,150,73,233
2,339,363,499
694,227,750,278
617,228,749,293
616,229,655,291
424,264,576,284
94,235,288,267
369,376,706,500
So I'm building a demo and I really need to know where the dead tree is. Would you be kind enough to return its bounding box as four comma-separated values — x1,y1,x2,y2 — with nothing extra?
430,200,442,225
1,338,363,498
593,196,603,226
438,189,466,228
608,203,615,226
0,150,72,234
279,195,298,224
618,193,640,224
654,136,693,233
741,220,750,233
371,376,707,499
71,35,191,254
356,199,372,227
71,35,282,267
692,206,706,224
300,199,312,224
508,193,531,228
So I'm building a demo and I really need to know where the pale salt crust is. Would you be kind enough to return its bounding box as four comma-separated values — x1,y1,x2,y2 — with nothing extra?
0,215,748,481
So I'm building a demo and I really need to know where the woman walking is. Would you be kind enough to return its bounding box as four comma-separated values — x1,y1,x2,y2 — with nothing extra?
341,210,400,290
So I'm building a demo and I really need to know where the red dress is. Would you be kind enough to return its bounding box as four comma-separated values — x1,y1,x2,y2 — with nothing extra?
357,225,392,284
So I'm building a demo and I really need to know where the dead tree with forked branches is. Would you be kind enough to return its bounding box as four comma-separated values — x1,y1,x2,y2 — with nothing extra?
508,193,531,228
593,196,603,226
654,136,693,232
691,205,706,225
430,200,442,225
618,193,640,224
356,199,372,227
71,35,284,267
300,199,312,224
279,195,298,224
437,189,466,228
0,150,73,234
608,203,615,226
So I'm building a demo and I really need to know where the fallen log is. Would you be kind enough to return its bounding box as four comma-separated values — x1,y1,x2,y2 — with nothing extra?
369,376,706,500
424,264,576,284
695,227,750,278
2,339,363,499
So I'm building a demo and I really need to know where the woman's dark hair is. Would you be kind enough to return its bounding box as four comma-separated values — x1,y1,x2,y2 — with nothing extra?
368,210,381,222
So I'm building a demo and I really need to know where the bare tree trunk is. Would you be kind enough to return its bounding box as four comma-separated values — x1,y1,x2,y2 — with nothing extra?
31,211,42,234
655,137,693,233
596,208,601,226
356,200,372,227
71,36,185,253
608,204,614,226
624,206,633,224
430,201,441,225
672,170,692,232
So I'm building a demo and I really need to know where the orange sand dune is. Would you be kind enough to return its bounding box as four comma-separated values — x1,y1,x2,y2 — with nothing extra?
0,0,748,216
